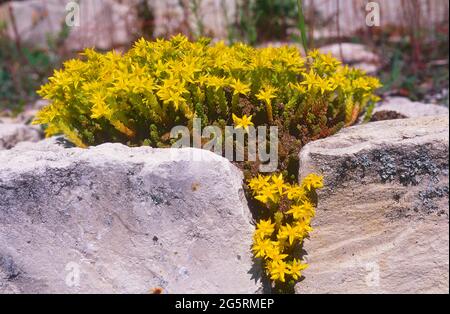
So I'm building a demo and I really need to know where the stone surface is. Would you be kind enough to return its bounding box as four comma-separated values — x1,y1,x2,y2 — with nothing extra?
2,0,448,48
296,115,449,294
302,0,448,39
0,123,42,150
0,100,49,125
0,0,138,51
0,117,15,125
374,97,449,119
0,142,261,293
151,0,449,41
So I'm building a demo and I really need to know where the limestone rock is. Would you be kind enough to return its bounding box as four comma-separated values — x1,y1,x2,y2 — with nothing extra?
296,115,449,294
0,143,261,293
0,123,42,150
0,0,138,51
373,97,449,119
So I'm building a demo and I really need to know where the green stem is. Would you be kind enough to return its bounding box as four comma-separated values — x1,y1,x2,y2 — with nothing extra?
266,101,273,124
218,88,228,115
232,94,239,113
296,0,308,53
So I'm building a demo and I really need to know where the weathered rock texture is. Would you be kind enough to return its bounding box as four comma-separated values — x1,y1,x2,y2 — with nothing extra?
296,115,449,294
0,123,42,150
374,97,449,119
0,0,138,50
4,0,447,50
0,142,261,293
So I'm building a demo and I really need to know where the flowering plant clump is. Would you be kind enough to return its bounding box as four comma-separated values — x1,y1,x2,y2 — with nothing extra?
34,36,377,291
249,173,323,289
34,35,381,148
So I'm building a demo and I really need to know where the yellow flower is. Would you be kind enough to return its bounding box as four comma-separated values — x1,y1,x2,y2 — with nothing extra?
170,33,189,44
230,78,251,96
256,86,277,105
197,74,210,87
90,92,112,119
330,73,348,90
289,259,308,280
315,76,335,94
248,174,270,194
254,185,278,204
156,79,187,110
286,201,315,220
300,69,318,91
285,185,306,201
294,219,313,238
154,59,167,77
268,260,289,282
255,219,275,239
181,56,202,82
270,173,286,195
277,223,300,245
232,114,254,131
168,90,186,110
307,49,321,59
252,238,272,258
33,104,59,124
131,76,154,93
35,35,381,159
320,52,341,68
302,173,324,191
206,75,228,91
367,77,382,89
112,75,130,92
265,242,288,262
289,82,306,94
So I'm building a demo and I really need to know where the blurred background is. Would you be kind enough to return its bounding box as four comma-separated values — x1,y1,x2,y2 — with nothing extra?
0,0,448,118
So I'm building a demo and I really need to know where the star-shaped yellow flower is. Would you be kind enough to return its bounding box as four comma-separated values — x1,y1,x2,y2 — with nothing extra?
289,259,308,280
285,185,306,201
265,243,288,262
90,92,112,119
232,114,254,131
206,75,228,91
248,174,270,193
277,223,300,245
320,52,341,68
256,86,277,105
252,238,272,258
255,219,275,239
254,185,278,204
286,201,315,220
268,260,289,282
230,78,251,96
302,173,324,191
300,69,318,91
271,173,286,195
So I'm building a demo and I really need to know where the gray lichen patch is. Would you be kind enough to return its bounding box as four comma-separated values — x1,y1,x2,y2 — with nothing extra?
329,146,449,220
415,185,449,218
386,184,449,220
332,146,447,188
0,255,21,281
374,147,443,186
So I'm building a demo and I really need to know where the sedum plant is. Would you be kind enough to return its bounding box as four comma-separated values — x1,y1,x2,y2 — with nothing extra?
34,34,381,148
249,173,323,290
33,35,380,292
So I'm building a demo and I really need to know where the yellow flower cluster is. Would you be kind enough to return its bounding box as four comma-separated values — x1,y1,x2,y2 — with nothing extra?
34,35,381,147
35,35,380,146
249,173,324,284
